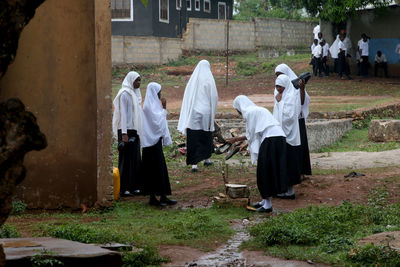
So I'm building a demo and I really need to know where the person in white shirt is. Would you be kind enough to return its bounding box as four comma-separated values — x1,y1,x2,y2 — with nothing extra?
374,50,388,77
177,60,218,173
112,71,143,197
312,40,323,77
322,39,330,76
329,34,340,73
226,96,288,212
338,34,352,80
359,33,370,77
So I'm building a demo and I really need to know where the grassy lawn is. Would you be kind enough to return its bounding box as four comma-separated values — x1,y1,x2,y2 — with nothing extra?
2,202,252,266
243,188,400,266
317,127,400,153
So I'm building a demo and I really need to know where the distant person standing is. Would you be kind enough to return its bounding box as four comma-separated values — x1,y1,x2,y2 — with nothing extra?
374,51,388,77
322,39,330,76
359,33,370,77
312,40,323,77
178,60,218,173
329,35,340,73
338,34,352,80
112,71,143,197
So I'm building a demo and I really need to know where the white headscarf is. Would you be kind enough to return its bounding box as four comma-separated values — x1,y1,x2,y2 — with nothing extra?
313,25,320,40
141,82,172,148
112,71,143,137
329,34,340,59
234,95,281,164
177,60,218,135
273,75,300,146
274,64,310,120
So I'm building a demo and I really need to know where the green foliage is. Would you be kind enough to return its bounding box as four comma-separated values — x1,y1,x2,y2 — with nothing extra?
42,223,132,244
300,0,391,23
11,200,27,214
0,223,20,238
166,208,233,240
247,188,400,266
31,249,64,267
122,247,169,267
167,56,201,67
236,61,259,76
347,244,400,267
317,127,400,153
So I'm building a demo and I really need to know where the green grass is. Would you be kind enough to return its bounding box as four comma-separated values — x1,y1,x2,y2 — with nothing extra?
317,127,400,153
9,202,252,265
243,188,400,266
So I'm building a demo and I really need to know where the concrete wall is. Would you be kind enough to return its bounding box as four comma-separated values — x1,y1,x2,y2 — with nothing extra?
0,0,112,208
113,17,316,64
112,36,182,64
167,118,353,153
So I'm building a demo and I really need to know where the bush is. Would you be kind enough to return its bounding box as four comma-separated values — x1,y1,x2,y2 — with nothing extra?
11,200,27,214
122,247,168,267
236,61,258,76
0,223,20,238
347,244,400,267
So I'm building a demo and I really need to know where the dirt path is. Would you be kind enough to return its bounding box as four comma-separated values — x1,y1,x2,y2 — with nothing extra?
311,149,400,169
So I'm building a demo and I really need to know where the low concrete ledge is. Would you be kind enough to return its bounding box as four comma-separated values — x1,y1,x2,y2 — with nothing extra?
168,118,353,152
369,119,400,142
1,237,122,267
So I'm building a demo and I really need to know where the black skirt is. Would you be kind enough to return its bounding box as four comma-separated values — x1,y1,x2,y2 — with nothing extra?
256,137,288,198
299,118,312,175
186,128,214,165
286,143,302,186
141,138,171,196
118,129,142,193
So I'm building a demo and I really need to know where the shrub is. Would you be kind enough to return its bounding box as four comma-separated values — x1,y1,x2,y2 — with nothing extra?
347,244,400,267
11,200,27,214
0,223,20,238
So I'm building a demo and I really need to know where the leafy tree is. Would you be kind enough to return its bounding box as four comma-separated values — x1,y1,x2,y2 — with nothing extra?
299,0,391,23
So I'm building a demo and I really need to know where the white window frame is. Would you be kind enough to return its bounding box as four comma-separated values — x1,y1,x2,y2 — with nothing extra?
176,0,182,10
186,0,192,11
111,0,134,21
195,0,200,11
218,2,226,20
159,0,169,23
204,0,211,13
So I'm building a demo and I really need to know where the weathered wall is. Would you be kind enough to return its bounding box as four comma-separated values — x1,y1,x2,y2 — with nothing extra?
112,36,182,64
168,118,353,152
112,17,316,64
0,0,112,208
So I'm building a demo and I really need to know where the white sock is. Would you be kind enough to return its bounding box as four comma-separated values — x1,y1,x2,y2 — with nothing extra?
192,165,198,169
262,198,272,209
205,159,212,163
287,186,295,196
258,199,266,206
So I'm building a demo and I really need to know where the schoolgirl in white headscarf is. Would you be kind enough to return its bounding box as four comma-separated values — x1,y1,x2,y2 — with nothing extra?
178,60,218,172
274,74,301,199
112,71,143,196
275,64,312,178
141,82,176,207
228,95,287,212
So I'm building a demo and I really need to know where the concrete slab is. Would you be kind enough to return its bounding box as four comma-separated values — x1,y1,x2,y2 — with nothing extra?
1,237,122,267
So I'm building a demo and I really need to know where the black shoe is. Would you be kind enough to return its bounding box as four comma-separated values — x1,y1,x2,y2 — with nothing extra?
276,194,296,200
250,202,262,209
191,168,198,173
160,197,178,206
256,207,273,213
149,198,167,207
204,161,213,167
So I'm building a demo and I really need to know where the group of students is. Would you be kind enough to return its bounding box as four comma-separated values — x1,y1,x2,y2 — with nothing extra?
310,32,330,77
112,60,312,212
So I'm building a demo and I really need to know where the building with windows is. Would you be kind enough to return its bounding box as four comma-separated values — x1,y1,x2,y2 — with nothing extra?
111,0,233,38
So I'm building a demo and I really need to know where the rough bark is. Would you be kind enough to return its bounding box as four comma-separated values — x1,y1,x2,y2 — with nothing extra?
0,0,46,78
0,99,47,265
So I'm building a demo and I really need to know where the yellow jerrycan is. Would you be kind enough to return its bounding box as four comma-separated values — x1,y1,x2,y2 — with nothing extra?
113,167,120,200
